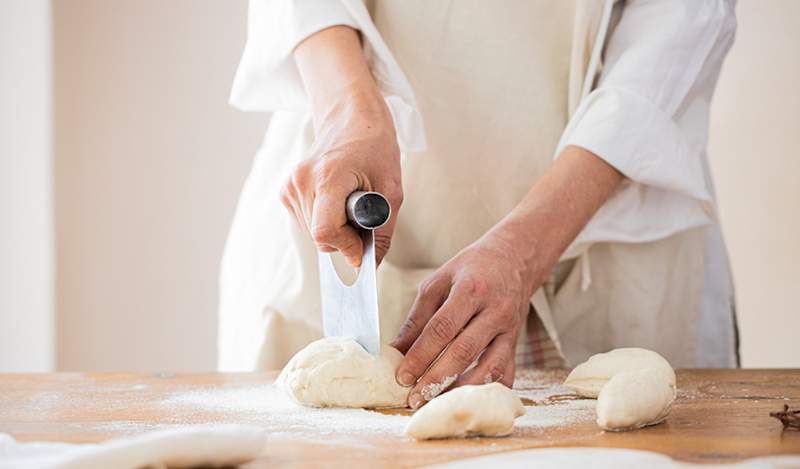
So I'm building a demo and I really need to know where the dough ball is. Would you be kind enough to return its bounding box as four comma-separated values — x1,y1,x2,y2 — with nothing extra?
564,348,675,398
404,383,525,440
564,347,676,431
596,367,675,431
277,337,409,408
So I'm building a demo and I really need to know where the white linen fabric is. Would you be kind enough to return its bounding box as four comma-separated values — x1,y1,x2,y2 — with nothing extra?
425,447,800,469
0,425,265,469
220,0,738,371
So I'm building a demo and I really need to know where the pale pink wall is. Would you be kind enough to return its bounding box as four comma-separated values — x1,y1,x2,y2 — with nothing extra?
707,0,800,367
54,0,266,371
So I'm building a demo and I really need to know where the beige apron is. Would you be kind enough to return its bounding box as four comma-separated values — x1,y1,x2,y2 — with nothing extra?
370,0,576,361
218,0,708,371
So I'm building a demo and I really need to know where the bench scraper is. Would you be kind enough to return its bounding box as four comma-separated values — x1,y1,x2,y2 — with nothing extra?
318,191,391,355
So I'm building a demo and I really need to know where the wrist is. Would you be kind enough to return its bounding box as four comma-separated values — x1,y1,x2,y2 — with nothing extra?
486,215,554,295
486,146,624,292
312,83,391,133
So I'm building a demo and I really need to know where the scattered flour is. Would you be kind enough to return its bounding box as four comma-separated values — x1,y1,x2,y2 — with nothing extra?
158,377,593,442
515,400,595,431
160,384,410,440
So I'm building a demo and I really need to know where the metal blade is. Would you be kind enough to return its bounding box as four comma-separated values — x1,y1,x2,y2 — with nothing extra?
319,231,381,355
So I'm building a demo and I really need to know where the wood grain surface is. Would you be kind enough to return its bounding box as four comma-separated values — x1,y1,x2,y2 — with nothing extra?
0,369,798,467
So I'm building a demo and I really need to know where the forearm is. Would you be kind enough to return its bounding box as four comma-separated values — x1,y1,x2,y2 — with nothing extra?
491,145,624,289
294,26,390,132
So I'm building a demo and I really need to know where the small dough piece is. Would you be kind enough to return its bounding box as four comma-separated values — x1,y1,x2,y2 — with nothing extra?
277,337,409,408
405,383,524,440
564,348,675,398
564,348,676,431
596,367,675,431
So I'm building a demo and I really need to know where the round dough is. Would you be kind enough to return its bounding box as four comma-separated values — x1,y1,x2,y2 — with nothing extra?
564,348,675,398
277,337,410,408
404,383,525,440
596,367,675,431
563,348,676,431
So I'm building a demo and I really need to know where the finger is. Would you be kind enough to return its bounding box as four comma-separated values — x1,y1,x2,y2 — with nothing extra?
453,331,516,388
390,274,452,355
372,180,403,266
373,229,393,266
289,170,316,235
311,190,364,267
280,181,307,233
406,311,497,409
395,280,481,389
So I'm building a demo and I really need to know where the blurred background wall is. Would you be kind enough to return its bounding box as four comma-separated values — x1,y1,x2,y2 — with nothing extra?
52,0,266,371
706,0,800,367
0,0,797,371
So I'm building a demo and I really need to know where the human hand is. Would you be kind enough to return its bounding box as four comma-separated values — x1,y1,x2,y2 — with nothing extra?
390,229,538,409
280,89,402,267
282,26,403,267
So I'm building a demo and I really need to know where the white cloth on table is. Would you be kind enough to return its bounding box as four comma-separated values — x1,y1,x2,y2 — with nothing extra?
0,425,265,469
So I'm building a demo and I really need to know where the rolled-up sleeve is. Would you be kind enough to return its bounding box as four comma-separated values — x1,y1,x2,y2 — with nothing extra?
559,0,737,217
229,0,358,112
229,0,426,153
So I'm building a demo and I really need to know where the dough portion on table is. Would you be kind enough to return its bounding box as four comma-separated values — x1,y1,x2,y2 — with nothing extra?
596,367,676,431
564,347,676,398
405,383,525,440
564,347,676,431
277,336,410,408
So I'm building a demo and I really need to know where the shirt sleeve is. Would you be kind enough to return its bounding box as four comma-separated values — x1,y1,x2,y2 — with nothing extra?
558,0,737,222
229,0,358,112
229,0,426,153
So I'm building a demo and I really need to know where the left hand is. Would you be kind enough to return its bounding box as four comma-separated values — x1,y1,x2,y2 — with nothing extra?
389,229,537,409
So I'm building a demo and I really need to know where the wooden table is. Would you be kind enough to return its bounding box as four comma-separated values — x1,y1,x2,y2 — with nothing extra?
0,369,798,467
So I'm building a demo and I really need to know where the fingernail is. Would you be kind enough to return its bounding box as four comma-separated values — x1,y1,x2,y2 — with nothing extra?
409,393,422,410
398,371,415,387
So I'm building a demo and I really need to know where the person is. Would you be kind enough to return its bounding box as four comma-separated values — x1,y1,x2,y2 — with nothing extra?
220,0,739,408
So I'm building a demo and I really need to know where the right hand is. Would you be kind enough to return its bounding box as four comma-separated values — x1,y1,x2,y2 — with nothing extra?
280,87,403,267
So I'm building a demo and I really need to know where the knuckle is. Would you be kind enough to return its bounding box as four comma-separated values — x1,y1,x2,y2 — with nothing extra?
382,180,404,206
495,300,517,322
403,355,425,375
417,277,437,296
290,173,307,192
450,337,479,364
400,316,422,337
458,275,490,298
487,359,506,382
279,186,291,206
429,315,457,343
313,157,340,185
310,224,338,245
292,159,312,182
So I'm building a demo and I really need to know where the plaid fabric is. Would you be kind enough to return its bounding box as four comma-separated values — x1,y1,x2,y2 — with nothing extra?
516,305,566,369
